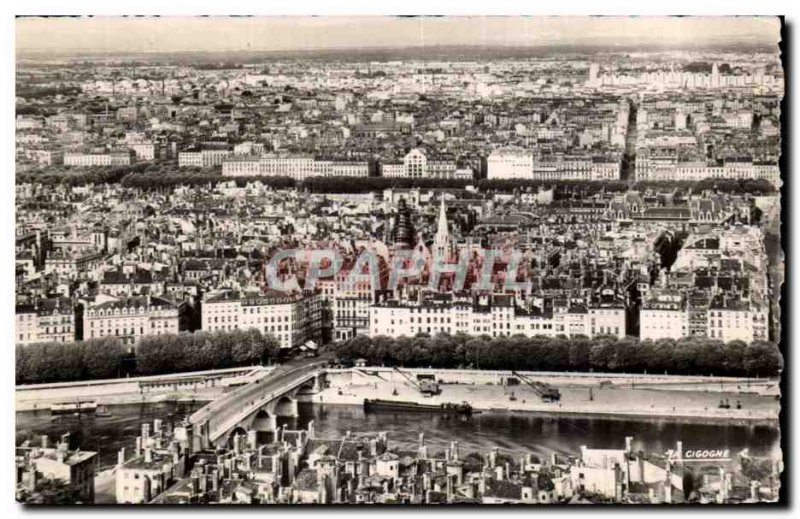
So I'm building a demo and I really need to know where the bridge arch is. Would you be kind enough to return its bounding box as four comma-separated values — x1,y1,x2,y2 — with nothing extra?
274,395,299,418
296,381,317,396
252,409,277,432
227,426,248,449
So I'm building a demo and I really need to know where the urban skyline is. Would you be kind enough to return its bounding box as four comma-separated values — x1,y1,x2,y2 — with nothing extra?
14,15,784,506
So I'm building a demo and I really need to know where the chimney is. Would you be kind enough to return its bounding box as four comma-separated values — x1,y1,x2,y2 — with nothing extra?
154,419,163,434
446,474,454,502
41,435,48,449
489,447,498,468
142,423,151,441
451,441,459,461
580,445,587,462
676,441,683,461
59,433,70,450
418,432,425,447
625,436,633,453
750,481,759,501
419,444,429,460
135,437,142,457
144,447,153,463
117,448,126,467
26,467,37,492
211,470,219,491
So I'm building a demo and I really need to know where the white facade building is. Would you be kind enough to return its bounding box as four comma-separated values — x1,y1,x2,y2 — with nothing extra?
487,151,534,179
84,295,181,348
201,289,322,349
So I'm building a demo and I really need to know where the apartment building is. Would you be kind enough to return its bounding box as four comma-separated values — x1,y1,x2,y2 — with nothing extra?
381,148,457,179
640,291,689,341
129,142,157,161
63,150,134,167
15,297,75,345
487,150,534,179
332,273,374,341
370,294,626,340
201,289,322,349
83,295,181,348
178,149,231,168
707,298,769,343
221,155,369,179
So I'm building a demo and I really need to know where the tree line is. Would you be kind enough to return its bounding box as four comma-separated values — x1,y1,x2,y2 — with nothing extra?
332,333,783,378
16,167,777,197
15,329,280,385
135,328,279,376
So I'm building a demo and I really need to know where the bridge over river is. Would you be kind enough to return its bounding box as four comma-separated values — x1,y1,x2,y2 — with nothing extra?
187,357,329,449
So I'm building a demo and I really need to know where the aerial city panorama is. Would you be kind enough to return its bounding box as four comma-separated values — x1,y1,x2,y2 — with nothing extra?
13,16,785,505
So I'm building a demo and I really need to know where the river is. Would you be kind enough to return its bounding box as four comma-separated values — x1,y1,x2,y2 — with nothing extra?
16,402,781,470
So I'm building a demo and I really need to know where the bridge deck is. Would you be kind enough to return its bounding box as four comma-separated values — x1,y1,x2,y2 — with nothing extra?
189,358,327,442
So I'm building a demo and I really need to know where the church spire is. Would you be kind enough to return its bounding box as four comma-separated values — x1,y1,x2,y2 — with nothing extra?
436,194,449,239
434,194,451,258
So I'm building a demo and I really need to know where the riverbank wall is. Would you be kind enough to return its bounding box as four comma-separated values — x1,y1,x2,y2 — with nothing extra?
15,366,268,411
17,366,780,424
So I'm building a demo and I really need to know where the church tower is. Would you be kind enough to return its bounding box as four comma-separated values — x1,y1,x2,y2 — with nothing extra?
391,198,416,253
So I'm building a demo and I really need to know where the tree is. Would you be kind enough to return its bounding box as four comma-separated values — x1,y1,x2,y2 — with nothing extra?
568,336,591,371
80,338,125,379
589,338,616,372
329,334,781,377
722,340,747,376
743,341,783,377
16,345,30,384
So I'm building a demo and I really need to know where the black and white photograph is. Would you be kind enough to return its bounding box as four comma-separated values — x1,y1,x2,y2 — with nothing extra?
10,12,789,508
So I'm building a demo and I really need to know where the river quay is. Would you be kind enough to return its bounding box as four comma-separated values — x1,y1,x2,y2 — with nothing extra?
16,366,779,424
301,368,780,425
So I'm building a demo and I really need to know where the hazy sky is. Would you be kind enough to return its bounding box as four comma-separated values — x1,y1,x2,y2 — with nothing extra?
16,16,781,53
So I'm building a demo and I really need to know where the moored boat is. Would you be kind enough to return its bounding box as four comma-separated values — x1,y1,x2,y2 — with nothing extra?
50,401,98,415
364,399,472,415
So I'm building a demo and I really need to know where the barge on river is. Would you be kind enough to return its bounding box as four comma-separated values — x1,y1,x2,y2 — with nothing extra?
364,399,473,416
